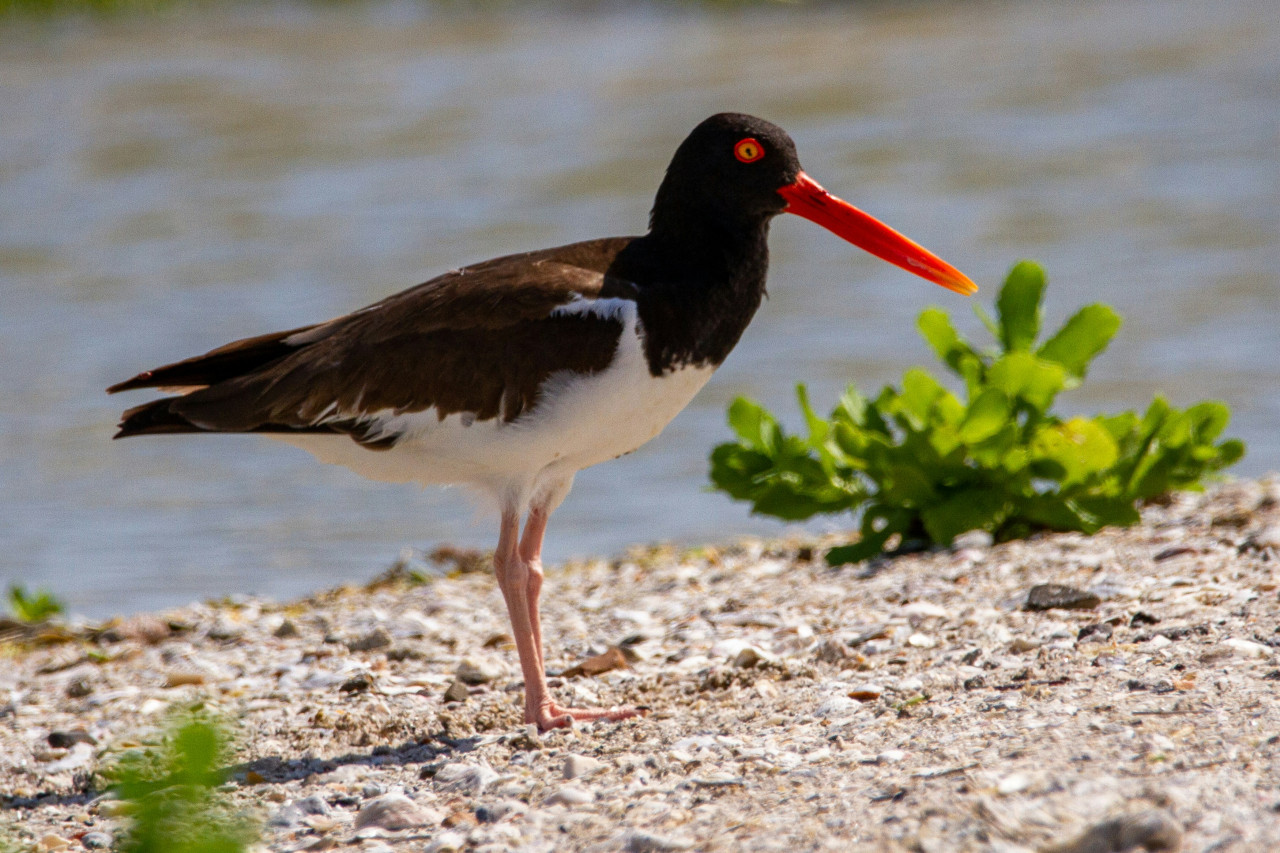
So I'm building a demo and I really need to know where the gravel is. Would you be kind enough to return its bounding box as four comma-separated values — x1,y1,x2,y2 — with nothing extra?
3,479,1280,850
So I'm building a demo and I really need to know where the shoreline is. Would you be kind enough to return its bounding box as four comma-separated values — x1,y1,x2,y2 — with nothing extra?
4,478,1279,851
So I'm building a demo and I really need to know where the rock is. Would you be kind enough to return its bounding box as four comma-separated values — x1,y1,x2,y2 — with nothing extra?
1025,584,1101,612
164,670,207,687
268,794,332,829
624,830,695,852
544,785,595,806
1077,623,1114,644
903,601,950,619
206,617,243,641
815,695,858,718
339,672,373,693
36,835,70,852
1047,807,1182,853
354,793,439,831
80,832,111,849
908,632,937,648
997,771,1033,794
41,743,94,773
561,646,628,678
443,679,469,702
952,529,994,549
732,646,765,668
563,753,607,780
433,762,499,795
814,639,852,664
272,618,299,638
46,729,96,748
65,677,93,698
424,832,467,853
1222,638,1271,659
1246,524,1280,551
361,783,385,799
456,656,505,685
877,749,906,764
475,799,528,822
347,627,392,652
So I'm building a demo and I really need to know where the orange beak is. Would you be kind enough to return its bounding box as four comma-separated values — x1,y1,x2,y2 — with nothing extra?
778,171,977,296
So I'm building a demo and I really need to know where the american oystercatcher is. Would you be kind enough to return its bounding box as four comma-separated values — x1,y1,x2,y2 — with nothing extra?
109,113,976,730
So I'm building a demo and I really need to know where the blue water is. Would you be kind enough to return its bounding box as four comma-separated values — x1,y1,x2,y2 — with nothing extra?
2,0,1277,617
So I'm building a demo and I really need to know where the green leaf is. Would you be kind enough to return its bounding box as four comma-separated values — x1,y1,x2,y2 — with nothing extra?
795,384,829,445
1031,417,1120,487
917,307,979,378
1037,304,1121,378
960,388,1011,443
726,397,778,451
987,351,1067,412
921,488,1009,544
996,260,1047,352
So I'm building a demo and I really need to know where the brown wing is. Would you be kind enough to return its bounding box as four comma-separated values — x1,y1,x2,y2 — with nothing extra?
112,238,640,441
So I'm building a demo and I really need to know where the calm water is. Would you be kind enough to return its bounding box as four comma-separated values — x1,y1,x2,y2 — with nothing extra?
3,0,1277,618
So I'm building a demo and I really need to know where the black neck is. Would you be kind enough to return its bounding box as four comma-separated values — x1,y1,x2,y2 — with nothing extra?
609,210,773,376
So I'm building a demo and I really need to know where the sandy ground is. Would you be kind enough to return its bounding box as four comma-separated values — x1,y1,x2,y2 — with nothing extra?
3,479,1279,852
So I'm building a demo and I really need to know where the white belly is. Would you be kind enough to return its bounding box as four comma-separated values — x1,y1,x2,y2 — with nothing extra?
273,302,714,500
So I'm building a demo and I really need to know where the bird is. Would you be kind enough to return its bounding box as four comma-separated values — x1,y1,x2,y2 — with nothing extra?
108,113,976,731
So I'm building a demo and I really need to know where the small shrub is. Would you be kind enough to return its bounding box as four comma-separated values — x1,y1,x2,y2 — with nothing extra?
6,583,65,623
102,710,259,853
710,260,1244,563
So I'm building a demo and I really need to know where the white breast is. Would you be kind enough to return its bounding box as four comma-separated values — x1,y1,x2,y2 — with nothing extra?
272,299,715,502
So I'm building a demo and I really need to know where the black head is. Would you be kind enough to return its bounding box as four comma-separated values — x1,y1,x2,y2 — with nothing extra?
647,112,978,296
650,113,803,233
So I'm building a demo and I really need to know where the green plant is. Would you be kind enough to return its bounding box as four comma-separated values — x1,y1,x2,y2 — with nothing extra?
6,583,65,623
710,260,1244,563
102,710,258,853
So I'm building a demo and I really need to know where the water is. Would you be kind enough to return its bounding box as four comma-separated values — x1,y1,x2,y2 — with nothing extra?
3,0,1277,618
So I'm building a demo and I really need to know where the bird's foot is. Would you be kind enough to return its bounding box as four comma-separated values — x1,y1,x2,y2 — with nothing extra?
531,703,645,732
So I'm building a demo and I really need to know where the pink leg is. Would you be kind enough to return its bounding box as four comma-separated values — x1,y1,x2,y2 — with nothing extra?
492,505,642,731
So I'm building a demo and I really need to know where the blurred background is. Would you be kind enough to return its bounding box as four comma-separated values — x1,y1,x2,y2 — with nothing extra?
2,0,1277,618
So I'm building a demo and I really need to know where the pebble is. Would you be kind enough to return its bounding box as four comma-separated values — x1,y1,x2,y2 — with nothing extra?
997,771,1033,794
272,618,299,638
474,798,528,823
354,793,440,831
456,656,505,685
814,695,859,718
1222,638,1271,659
952,529,994,549
903,601,950,619
877,749,907,764
443,679,470,702
562,753,607,780
1247,523,1280,550
80,832,112,849
624,830,695,852
268,794,332,829
36,835,70,852
1051,807,1183,853
1024,584,1101,611
347,627,392,652
46,729,96,748
433,762,499,795
424,832,467,853
544,784,595,806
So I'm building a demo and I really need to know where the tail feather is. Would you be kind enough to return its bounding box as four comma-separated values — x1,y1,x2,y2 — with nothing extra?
114,398,207,438
107,324,317,394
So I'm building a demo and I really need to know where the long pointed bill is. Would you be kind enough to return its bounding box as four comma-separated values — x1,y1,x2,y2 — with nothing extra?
778,171,977,296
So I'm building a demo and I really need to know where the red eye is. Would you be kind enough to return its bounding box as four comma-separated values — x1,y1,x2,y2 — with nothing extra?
734,137,764,163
